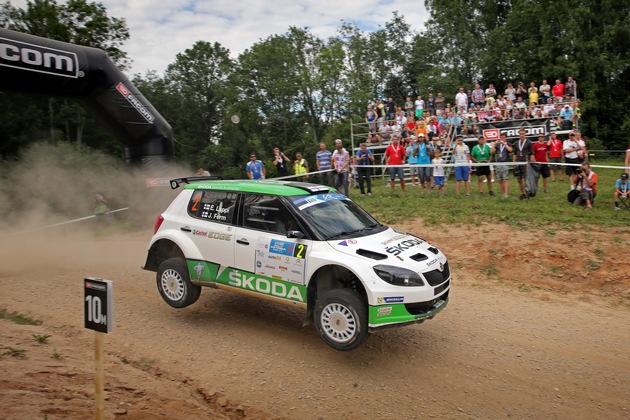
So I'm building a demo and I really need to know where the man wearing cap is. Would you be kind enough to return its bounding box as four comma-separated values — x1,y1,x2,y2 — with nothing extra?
354,143,374,196
384,136,406,192
614,173,629,210
563,132,581,186
559,105,574,130
573,163,597,209
332,139,350,196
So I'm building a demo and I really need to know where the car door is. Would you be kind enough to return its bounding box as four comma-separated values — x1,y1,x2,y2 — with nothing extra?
232,194,311,303
184,189,237,281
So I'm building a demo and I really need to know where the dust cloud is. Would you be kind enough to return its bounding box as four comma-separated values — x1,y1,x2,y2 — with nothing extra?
0,142,188,234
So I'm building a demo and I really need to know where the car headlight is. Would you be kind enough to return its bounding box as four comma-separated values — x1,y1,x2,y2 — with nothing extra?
373,265,425,287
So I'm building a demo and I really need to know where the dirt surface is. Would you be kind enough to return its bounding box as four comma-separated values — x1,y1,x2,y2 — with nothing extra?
1,222,629,419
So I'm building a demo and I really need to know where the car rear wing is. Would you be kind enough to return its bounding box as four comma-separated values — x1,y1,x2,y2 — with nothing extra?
169,176,230,189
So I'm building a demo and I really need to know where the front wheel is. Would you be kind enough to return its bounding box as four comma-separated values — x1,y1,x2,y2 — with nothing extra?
156,258,201,308
314,288,368,351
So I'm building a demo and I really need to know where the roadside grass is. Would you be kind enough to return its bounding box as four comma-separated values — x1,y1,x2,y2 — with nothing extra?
0,307,42,326
354,159,630,228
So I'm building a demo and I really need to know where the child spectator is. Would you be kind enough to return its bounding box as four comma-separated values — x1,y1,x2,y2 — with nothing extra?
432,149,446,193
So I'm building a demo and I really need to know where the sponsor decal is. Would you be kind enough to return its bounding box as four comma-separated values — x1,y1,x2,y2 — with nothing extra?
269,239,294,256
290,269,301,275
85,281,106,291
439,262,444,272
268,255,281,260
483,129,500,140
279,266,288,271
0,37,79,78
146,178,170,187
338,240,348,246
228,271,304,302
377,306,393,317
385,238,423,256
427,258,439,266
264,264,276,270
192,229,208,237
348,239,357,245
193,262,204,278
285,257,291,262
256,261,262,268
384,296,404,303
116,82,155,124
381,234,408,246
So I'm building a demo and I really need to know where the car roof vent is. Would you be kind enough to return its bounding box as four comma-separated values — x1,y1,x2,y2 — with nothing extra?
356,249,388,260
410,253,429,262
283,182,335,195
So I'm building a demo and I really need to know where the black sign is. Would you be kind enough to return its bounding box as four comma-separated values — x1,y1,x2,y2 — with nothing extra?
84,278,113,333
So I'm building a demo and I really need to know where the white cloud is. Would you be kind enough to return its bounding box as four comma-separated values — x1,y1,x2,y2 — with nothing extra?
8,0,429,76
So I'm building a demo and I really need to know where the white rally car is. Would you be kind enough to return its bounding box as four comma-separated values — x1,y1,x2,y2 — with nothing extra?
143,178,450,350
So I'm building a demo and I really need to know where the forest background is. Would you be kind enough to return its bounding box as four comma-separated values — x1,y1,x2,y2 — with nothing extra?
1,0,629,178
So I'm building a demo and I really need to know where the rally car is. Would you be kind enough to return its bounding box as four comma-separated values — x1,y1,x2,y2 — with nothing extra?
143,178,450,350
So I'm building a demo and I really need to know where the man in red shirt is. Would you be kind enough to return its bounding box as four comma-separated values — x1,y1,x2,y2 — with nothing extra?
552,79,565,103
532,134,551,192
385,135,407,191
547,132,564,182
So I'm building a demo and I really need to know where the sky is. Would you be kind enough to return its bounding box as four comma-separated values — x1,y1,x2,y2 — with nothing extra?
10,0,430,76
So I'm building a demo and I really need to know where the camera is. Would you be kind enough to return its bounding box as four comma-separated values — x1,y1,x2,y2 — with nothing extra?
575,168,583,174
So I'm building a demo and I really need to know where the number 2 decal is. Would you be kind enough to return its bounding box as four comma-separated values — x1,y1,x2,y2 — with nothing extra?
191,194,201,212
293,243,307,259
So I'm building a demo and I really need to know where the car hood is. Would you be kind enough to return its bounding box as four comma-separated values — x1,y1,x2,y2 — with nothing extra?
326,227,446,270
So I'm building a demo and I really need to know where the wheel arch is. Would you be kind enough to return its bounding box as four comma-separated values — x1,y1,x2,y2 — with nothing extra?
303,264,368,326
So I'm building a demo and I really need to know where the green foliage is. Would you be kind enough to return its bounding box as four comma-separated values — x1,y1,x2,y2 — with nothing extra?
0,307,42,325
33,334,52,344
1,347,27,359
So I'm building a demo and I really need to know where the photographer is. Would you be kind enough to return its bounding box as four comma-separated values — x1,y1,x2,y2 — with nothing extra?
573,163,598,209
273,147,290,177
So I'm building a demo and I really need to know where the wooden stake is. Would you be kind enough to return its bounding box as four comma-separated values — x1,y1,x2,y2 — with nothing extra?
95,331,104,420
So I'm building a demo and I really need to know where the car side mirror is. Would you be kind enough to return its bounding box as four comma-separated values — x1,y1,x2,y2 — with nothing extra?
286,230,305,239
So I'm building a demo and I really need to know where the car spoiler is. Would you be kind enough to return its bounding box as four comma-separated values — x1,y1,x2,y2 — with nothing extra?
169,176,230,189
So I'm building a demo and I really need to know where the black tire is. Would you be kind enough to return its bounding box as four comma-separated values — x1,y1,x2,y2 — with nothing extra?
314,288,368,351
156,258,201,308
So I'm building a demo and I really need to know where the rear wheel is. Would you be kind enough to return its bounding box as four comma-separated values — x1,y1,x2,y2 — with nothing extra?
156,258,201,308
314,288,368,351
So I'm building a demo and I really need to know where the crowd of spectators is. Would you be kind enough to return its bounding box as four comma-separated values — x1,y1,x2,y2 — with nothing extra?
364,78,582,148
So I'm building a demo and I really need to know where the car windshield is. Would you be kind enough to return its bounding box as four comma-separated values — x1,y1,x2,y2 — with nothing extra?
290,193,381,240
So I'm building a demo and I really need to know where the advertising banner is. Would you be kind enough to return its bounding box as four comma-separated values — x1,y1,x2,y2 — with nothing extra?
479,118,551,141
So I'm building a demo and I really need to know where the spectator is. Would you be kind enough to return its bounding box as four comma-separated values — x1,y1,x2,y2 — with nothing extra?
453,135,472,196
547,132,564,182
315,142,333,186
416,134,433,192
472,83,485,107
426,93,436,116
516,82,528,103
512,128,534,200
539,80,551,104
532,134,551,193
404,96,414,117
386,97,396,122
563,132,581,186
365,104,377,134
471,136,494,196
384,135,406,192
625,143,630,174
354,142,374,196
406,136,420,187
566,76,577,100
374,99,386,126
378,122,391,144
505,83,516,102
455,87,468,113
432,149,446,193
559,105,574,130
435,92,446,113
528,82,539,106
573,162,597,209
485,83,497,100
415,95,425,119
246,153,266,180
492,133,513,199
614,173,629,210
332,139,350,196
272,147,290,177
573,130,587,162
515,97,527,113
195,168,210,176
293,153,309,182
552,79,565,103
367,132,382,146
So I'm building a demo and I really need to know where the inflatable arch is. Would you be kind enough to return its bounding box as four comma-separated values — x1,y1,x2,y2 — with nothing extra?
0,28,174,171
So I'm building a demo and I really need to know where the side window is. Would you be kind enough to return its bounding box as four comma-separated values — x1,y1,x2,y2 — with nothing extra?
188,190,238,225
243,194,297,234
